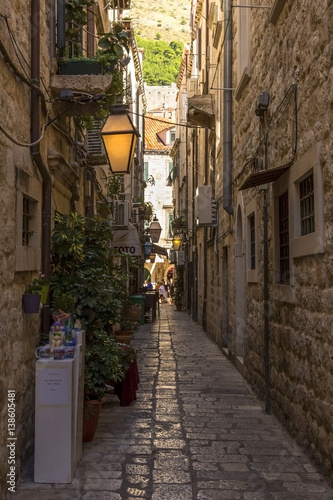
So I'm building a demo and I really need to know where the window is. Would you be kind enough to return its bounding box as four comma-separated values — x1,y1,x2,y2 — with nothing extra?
144,161,149,182
168,212,173,239
246,197,258,283
278,192,290,284
291,142,323,258
300,173,315,236
15,170,42,271
272,142,323,300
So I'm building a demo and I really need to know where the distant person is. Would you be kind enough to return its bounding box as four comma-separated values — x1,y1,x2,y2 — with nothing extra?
158,283,167,303
147,279,153,290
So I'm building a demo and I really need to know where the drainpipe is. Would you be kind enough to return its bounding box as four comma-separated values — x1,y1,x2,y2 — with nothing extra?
31,0,52,333
223,0,234,215
263,131,270,413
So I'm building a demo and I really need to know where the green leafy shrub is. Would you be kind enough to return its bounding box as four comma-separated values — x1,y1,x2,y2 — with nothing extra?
136,36,183,85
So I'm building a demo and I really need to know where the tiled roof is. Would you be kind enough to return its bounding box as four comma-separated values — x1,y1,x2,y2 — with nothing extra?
144,114,175,150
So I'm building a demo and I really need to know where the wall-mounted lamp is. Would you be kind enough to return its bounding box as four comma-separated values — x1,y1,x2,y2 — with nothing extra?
255,91,270,117
144,241,153,256
101,104,140,174
172,234,182,251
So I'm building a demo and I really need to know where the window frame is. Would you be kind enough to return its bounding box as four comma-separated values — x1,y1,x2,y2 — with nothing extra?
290,142,323,258
15,171,42,272
272,142,323,302
245,197,258,283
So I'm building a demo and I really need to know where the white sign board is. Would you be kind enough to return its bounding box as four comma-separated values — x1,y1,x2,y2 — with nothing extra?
36,367,70,406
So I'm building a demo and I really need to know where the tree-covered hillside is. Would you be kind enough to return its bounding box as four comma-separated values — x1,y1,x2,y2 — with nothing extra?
136,36,183,86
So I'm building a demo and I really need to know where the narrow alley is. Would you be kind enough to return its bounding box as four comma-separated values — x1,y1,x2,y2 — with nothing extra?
16,304,333,500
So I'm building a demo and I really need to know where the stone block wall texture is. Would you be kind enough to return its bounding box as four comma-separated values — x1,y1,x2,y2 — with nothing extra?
231,0,333,483
0,1,42,495
199,0,333,484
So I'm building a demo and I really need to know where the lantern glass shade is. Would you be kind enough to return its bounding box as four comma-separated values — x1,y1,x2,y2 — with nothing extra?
172,235,182,251
149,219,162,243
101,112,138,174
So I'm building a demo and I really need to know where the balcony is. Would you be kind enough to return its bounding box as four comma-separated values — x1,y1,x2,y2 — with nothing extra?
109,0,131,8
50,59,114,117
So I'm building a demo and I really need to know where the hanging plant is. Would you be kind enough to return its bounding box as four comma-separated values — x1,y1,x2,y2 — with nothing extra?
97,23,131,70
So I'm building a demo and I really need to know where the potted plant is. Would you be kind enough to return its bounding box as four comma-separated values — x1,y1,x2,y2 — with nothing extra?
22,275,48,313
97,23,131,73
112,308,140,345
83,322,131,441
173,266,184,311
58,57,103,75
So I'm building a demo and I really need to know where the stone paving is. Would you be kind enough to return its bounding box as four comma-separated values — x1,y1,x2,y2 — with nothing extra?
16,303,333,499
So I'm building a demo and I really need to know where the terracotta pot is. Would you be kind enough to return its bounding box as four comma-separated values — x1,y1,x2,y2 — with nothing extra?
115,330,134,345
82,399,103,443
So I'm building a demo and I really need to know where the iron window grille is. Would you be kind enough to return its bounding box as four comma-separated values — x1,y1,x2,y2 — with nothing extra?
22,196,33,246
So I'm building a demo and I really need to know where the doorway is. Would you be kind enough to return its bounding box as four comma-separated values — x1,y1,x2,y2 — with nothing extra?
235,205,246,369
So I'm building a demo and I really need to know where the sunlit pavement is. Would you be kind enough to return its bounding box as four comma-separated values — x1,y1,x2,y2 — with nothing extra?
16,303,333,499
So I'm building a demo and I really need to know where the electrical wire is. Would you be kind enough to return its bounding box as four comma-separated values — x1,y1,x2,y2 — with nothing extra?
0,123,47,147
0,14,31,79
130,110,212,130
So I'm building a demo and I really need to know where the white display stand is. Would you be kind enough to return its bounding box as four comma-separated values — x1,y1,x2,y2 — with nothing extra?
34,331,85,483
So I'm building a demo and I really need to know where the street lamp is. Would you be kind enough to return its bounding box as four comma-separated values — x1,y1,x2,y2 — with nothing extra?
149,216,162,243
172,234,182,251
101,104,139,174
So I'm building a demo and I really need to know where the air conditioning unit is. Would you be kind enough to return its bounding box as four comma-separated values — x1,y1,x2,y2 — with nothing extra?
195,186,218,227
177,250,185,266
114,200,129,228
131,207,140,224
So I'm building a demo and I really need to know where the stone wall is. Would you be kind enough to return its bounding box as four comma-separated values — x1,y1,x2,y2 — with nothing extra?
0,1,110,494
230,0,333,482
0,1,42,494
187,0,333,484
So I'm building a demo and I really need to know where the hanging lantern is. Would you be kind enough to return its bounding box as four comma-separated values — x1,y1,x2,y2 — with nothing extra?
149,216,162,243
101,104,140,174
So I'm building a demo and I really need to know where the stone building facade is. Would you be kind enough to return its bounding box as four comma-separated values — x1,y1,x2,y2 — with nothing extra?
174,0,332,483
0,0,144,494
143,111,175,283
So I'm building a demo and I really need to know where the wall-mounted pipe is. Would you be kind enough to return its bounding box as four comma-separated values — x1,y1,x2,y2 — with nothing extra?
31,0,52,333
223,0,234,215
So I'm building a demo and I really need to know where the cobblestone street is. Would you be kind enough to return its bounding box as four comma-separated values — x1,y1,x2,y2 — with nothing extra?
16,304,333,499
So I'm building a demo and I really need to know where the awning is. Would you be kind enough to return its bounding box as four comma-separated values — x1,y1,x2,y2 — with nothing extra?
152,243,168,257
113,222,142,256
239,162,293,190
